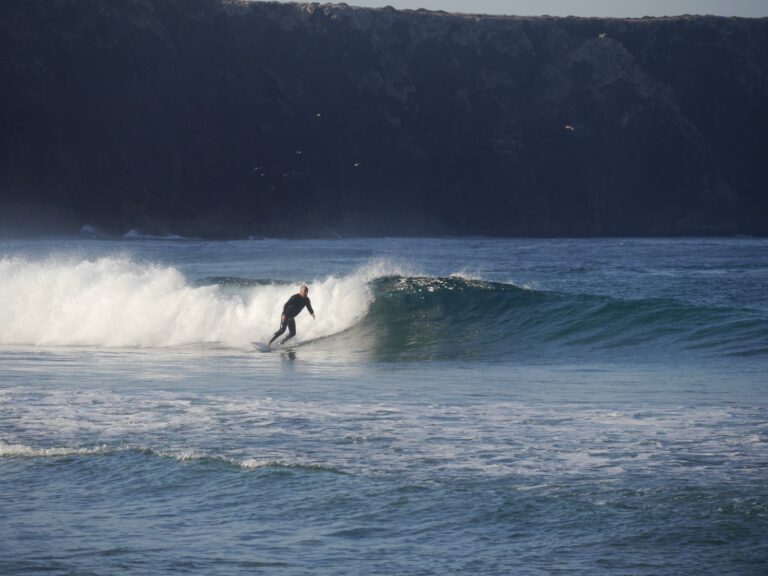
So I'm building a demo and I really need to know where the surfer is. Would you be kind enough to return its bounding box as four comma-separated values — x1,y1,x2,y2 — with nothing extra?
268,285,315,347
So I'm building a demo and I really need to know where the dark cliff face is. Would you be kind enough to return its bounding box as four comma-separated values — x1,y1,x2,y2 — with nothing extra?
1,0,767,237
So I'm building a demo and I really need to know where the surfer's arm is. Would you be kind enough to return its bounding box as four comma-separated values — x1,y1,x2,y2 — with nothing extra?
306,298,315,318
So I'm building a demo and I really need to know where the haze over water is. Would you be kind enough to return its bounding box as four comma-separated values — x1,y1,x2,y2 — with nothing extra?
1,236,766,574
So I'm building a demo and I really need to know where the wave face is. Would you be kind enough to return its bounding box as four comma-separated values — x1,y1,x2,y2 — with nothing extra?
361,276,768,360
0,257,765,359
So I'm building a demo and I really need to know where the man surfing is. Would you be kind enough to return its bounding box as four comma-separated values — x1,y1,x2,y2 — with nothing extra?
268,285,315,348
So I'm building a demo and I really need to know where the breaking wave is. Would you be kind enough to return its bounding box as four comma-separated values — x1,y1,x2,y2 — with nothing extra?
0,256,765,359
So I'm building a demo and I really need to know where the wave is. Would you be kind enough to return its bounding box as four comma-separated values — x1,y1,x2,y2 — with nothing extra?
0,441,345,474
122,229,191,241
0,442,111,458
78,225,193,241
0,256,764,359
0,256,380,348
359,276,768,360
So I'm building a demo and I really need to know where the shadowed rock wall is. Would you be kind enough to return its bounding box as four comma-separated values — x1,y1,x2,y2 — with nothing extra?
1,0,767,237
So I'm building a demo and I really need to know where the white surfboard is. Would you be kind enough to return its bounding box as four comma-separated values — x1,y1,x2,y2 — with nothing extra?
251,341,272,352
252,335,323,352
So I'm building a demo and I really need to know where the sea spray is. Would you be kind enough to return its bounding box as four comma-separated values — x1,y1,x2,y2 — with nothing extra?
0,256,391,348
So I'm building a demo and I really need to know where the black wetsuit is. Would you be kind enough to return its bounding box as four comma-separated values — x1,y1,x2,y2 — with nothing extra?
269,294,314,345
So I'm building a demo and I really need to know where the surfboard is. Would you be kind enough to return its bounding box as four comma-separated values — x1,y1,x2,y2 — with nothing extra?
251,341,299,352
252,335,322,352
251,341,272,352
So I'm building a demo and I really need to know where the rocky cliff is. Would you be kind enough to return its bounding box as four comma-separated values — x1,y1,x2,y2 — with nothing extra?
2,0,767,237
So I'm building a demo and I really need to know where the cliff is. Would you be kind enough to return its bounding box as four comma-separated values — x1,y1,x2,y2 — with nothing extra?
2,0,767,237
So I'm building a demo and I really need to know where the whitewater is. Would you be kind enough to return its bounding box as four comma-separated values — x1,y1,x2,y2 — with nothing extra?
0,254,383,348
1,236,766,575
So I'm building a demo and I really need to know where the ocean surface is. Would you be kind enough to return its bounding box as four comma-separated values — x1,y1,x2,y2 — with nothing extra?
1,236,766,575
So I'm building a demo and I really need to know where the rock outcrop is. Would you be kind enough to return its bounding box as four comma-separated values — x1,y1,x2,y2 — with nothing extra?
1,0,767,237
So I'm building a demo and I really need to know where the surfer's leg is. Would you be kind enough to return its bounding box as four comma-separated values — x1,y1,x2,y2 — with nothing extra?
281,318,296,344
269,318,288,345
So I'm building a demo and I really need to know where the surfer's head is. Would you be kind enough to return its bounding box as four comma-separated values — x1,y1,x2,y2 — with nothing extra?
300,285,309,297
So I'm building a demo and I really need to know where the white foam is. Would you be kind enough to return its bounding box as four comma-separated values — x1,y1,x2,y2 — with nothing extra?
0,442,110,458
0,256,403,348
2,385,766,481
239,458,271,469
0,440,337,474
449,270,483,281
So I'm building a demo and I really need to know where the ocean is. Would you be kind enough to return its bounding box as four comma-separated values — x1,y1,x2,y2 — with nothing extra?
1,236,766,575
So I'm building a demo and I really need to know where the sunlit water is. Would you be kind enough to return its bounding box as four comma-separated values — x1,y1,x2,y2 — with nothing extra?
1,237,766,575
